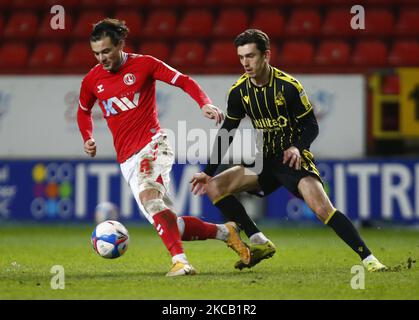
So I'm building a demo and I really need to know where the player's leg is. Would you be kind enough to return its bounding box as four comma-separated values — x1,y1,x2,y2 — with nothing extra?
205,166,276,269
298,176,387,272
177,216,250,264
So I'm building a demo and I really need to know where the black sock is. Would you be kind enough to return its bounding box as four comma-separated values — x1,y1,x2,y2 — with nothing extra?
214,195,260,238
326,210,371,260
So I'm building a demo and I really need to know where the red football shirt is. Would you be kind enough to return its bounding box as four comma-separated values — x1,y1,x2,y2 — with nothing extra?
77,53,212,163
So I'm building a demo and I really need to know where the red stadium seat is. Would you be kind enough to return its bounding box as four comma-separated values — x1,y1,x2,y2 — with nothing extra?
388,41,419,66
73,11,107,40
213,9,249,38
361,9,394,36
169,41,205,68
81,0,114,9
114,11,143,38
3,12,39,39
286,9,321,37
63,42,97,71
11,0,46,9
315,41,351,66
138,41,170,61
142,10,177,38
0,43,29,69
352,41,388,67
0,15,3,37
183,0,220,7
45,0,81,8
206,41,239,68
29,42,64,69
322,9,356,37
290,0,328,4
279,41,314,66
395,9,419,36
250,9,285,39
37,12,74,40
176,9,214,38
0,0,10,9
148,0,183,8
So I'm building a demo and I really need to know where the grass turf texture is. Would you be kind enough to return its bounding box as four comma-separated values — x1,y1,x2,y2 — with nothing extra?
0,224,418,300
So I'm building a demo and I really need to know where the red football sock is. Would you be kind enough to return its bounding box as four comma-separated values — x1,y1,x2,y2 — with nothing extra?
181,216,218,241
153,209,184,256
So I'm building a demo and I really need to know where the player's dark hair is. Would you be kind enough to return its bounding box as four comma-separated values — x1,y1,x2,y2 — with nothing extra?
234,29,270,53
90,18,129,46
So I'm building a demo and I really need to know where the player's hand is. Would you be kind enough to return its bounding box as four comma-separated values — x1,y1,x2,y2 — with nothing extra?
202,104,224,126
190,172,211,195
283,146,301,170
84,138,97,157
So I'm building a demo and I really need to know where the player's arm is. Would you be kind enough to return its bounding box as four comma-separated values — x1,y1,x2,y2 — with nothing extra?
148,56,224,125
77,77,97,157
190,90,245,195
283,83,319,170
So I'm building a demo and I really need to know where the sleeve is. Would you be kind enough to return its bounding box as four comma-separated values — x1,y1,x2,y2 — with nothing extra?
293,110,319,152
225,88,246,120
147,55,212,108
77,77,97,142
285,81,313,119
203,117,241,177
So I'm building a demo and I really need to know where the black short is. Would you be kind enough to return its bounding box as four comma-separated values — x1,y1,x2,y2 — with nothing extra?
247,150,323,198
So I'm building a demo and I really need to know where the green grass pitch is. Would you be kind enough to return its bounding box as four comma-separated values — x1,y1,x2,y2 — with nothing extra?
0,223,418,300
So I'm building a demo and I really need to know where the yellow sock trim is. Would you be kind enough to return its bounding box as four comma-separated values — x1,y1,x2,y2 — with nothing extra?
212,193,232,205
324,209,337,225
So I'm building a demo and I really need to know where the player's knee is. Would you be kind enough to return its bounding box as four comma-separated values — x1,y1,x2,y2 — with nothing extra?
142,198,168,216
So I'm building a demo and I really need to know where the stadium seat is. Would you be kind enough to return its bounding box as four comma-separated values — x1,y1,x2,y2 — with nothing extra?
176,9,213,38
395,9,419,36
213,9,249,38
148,0,183,7
63,41,97,71
169,41,205,68
29,42,64,69
279,41,314,66
0,43,29,69
114,11,143,38
0,0,10,9
183,0,220,7
388,41,419,66
73,11,107,39
3,12,39,39
0,15,3,37
81,0,114,8
361,9,394,36
11,0,46,9
45,0,81,8
290,0,328,4
381,74,400,94
37,12,73,40
142,10,177,38
250,9,285,39
352,41,388,67
114,0,144,8
286,9,321,36
206,41,239,68
138,41,170,61
315,41,351,66
322,9,356,37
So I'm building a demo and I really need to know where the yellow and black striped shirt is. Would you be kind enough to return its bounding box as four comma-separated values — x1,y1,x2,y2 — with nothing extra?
226,66,314,158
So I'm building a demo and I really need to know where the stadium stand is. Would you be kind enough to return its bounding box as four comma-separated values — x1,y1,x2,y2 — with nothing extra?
0,2,418,73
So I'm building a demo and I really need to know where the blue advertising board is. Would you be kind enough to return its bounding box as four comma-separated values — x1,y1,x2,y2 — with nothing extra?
0,159,418,223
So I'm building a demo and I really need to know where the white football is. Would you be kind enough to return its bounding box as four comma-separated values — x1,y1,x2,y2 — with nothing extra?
91,220,129,259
